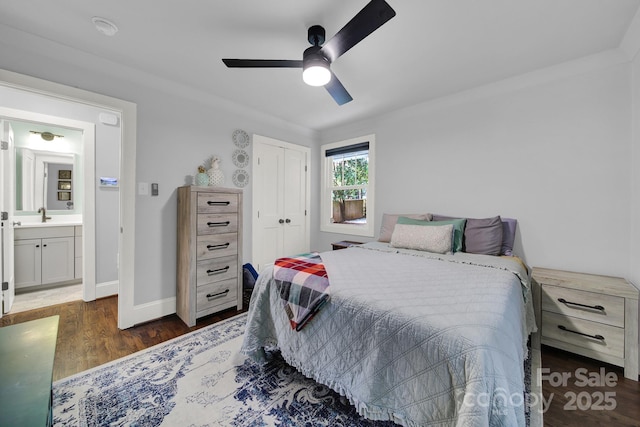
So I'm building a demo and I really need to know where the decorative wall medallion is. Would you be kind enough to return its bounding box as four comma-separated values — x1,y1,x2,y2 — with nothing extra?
232,169,249,187
232,149,249,168
232,129,250,148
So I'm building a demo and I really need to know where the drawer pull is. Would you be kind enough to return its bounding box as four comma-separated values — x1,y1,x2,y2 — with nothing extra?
207,266,230,276
557,298,605,312
207,243,230,251
207,221,230,227
558,325,605,341
206,289,230,300
207,201,230,206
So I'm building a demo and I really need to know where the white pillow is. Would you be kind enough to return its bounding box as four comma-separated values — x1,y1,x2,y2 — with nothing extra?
390,223,453,254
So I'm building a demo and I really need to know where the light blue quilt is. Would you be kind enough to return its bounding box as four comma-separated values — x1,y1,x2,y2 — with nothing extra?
242,242,537,427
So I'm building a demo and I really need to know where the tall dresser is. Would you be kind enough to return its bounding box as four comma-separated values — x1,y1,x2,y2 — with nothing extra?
177,186,243,327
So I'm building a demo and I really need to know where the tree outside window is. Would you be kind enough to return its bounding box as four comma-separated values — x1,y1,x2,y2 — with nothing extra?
331,152,368,224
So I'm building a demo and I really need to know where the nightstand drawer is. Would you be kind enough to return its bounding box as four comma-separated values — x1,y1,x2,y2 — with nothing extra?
541,284,624,327
196,278,238,313
542,311,624,359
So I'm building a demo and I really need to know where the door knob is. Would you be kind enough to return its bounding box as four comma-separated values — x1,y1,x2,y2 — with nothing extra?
278,219,284,224
285,219,291,223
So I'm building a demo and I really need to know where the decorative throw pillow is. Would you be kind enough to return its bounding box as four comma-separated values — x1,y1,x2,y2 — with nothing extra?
397,216,466,252
500,218,518,256
432,214,503,255
378,213,432,243
432,214,517,256
390,223,454,254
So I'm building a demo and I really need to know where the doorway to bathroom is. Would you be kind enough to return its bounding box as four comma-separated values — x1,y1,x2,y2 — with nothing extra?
1,111,97,315
0,71,137,328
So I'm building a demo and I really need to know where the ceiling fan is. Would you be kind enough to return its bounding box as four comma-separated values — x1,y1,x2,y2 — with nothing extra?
222,0,396,105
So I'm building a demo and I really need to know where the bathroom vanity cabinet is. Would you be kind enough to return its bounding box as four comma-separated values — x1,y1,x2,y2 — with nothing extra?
14,226,81,288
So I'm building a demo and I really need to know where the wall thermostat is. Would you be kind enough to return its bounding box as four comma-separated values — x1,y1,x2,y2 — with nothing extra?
100,177,118,187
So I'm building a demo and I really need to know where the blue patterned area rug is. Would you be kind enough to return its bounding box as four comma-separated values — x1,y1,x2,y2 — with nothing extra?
53,313,397,426
53,313,534,426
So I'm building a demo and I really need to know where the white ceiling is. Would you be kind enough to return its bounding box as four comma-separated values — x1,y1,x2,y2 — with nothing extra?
1,0,639,131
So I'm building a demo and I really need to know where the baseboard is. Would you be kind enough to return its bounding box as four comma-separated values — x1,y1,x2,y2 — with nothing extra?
131,296,176,326
96,280,118,298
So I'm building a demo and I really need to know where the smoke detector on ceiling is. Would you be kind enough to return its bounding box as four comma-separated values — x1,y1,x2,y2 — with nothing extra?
92,17,118,36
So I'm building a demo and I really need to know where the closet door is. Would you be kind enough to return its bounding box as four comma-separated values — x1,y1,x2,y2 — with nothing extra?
252,135,309,272
282,147,308,257
254,142,285,271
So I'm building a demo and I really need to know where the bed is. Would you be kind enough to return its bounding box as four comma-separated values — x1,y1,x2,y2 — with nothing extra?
242,238,537,426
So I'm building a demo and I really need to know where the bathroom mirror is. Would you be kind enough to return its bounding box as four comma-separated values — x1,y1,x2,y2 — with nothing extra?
10,119,83,215
16,148,75,211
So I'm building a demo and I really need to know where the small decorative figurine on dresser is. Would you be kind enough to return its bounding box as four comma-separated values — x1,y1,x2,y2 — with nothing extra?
195,165,209,186
208,156,225,186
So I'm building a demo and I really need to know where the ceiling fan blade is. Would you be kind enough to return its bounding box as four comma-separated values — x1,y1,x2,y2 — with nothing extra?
325,72,353,105
320,0,396,63
222,59,303,68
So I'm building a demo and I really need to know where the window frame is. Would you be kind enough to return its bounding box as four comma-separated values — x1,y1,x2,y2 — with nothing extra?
320,134,375,237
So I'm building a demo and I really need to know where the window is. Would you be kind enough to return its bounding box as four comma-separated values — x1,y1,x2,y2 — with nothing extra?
321,134,375,237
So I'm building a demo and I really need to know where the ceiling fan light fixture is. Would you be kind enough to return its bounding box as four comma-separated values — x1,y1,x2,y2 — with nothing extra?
222,0,396,104
302,48,331,87
303,65,331,87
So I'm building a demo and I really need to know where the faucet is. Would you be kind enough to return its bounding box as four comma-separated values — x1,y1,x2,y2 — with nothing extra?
38,207,51,223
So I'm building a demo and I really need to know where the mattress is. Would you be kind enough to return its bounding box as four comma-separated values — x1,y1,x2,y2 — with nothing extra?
242,242,537,426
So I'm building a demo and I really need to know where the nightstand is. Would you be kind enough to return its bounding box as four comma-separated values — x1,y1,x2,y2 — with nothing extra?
532,267,639,381
331,240,363,250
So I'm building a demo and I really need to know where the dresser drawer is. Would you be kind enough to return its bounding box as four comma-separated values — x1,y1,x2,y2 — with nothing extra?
196,255,238,286
196,233,238,260
542,284,624,327
196,278,238,313
197,213,238,235
197,193,238,214
542,311,624,359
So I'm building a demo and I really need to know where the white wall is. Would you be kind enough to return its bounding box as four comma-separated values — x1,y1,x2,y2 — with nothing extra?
132,87,315,304
317,54,634,279
0,24,316,307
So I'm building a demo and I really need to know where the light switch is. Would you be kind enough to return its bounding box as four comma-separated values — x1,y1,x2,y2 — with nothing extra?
138,182,149,196
151,183,159,196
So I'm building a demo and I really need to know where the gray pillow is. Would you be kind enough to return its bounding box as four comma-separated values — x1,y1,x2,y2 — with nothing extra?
501,218,518,256
432,214,503,255
378,213,432,243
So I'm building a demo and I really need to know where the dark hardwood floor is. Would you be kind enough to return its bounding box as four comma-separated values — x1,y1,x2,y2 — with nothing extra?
0,296,243,381
540,345,640,427
2,296,639,426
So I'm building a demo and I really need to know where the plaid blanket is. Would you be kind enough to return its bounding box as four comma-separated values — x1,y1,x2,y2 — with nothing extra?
273,252,330,331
